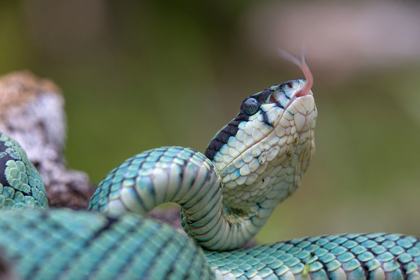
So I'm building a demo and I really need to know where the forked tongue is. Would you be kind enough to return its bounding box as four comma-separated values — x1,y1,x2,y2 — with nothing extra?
277,47,313,97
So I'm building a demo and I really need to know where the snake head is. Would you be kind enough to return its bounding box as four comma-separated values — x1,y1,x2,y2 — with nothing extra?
205,50,317,210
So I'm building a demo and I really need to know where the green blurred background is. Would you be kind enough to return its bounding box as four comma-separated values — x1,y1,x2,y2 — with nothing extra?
0,0,419,244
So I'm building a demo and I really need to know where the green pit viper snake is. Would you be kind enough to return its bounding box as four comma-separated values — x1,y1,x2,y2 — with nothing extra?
0,50,418,280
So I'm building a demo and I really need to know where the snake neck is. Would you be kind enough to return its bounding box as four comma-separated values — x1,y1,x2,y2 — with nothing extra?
88,147,265,250
179,119,315,251
89,84,317,251
89,120,315,251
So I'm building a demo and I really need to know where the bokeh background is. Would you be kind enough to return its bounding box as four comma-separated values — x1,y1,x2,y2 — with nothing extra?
1,0,419,244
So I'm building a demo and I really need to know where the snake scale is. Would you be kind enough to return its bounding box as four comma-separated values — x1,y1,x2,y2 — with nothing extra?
0,51,419,280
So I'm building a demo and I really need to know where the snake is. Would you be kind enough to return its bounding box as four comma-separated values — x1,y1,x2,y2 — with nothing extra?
0,50,418,280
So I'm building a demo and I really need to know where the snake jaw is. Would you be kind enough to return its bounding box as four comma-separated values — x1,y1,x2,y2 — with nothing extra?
210,78,316,181
216,82,317,205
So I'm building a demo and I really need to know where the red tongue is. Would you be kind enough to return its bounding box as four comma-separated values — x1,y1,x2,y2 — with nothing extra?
277,47,313,97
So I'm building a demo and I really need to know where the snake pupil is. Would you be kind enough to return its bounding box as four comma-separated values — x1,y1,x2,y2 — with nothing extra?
242,98,259,116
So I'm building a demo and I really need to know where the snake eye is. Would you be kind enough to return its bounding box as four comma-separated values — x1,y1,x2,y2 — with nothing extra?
243,98,259,116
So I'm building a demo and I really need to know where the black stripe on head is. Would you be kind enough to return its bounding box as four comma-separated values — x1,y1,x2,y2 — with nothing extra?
275,101,284,109
252,88,272,105
261,109,273,127
205,88,274,161
256,88,276,127
205,113,248,161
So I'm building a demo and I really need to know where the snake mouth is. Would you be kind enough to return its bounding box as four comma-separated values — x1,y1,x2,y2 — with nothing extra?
274,48,314,113
283,79,313,112
267,79,313,116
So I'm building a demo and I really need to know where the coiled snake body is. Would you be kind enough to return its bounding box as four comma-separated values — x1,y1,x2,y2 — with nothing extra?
0,52,419,280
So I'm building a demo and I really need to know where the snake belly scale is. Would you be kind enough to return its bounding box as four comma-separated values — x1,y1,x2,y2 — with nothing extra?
0,52,419,280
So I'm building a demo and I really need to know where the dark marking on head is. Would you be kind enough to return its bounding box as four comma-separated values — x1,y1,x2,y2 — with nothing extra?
205,113,247,161
205,88,274,161
261,110,273,127
251,89,272,106
275,101,284,109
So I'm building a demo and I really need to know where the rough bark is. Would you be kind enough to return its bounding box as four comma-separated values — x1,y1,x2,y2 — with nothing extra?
0,71,95,208
0,71,185,224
